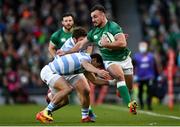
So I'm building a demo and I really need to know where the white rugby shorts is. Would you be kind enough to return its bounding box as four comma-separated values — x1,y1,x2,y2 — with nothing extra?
103,56,133,75
40,65,85,94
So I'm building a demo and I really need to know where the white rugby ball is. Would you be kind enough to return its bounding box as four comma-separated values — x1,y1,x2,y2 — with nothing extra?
102,32,115,43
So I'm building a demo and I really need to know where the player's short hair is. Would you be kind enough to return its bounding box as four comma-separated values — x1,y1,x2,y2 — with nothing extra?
72,27,87,39
90,53,104,68
62,13,75,21
90,4,106,13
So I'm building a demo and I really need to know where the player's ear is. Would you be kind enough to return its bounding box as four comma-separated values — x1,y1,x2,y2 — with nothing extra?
61,20,64,26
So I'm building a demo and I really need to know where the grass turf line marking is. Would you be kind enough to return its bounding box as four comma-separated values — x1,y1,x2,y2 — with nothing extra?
101,105,180,120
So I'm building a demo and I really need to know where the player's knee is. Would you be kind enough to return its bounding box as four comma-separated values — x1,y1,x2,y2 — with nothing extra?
116,75,125,81
111,72,125,81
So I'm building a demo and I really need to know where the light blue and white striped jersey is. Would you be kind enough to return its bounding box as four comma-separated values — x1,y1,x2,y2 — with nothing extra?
60,37,86,52
60,37,75,52
48,52,91,75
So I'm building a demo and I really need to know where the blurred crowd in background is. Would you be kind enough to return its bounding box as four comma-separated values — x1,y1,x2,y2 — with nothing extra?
137,0,180,100
0,0,179,105
138,0,180,71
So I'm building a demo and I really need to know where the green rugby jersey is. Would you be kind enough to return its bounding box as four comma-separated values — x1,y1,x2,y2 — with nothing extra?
50,28,72,49
87,21,131,61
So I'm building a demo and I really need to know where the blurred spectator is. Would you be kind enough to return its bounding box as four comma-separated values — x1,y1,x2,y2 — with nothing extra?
133,41,158,110
4,65,30,104
137,0,180,103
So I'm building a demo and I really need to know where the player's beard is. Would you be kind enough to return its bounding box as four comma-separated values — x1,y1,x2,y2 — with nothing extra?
93,22,98,27
64,25,73,32
93,21,102,27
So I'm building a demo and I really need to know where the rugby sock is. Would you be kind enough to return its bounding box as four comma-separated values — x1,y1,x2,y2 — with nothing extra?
88,106,93,115
46,102,56,112
89,106,92,111
117,81,131,105
81,108,89,119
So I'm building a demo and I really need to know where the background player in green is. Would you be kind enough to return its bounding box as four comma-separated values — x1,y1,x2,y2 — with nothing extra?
48,13,96,122
58,5,137,114
48,13,73,57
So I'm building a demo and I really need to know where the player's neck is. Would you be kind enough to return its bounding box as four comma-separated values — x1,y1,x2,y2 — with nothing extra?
99,18,108,28
63,27,71,33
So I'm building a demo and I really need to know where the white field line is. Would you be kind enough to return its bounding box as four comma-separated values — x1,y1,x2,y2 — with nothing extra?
101,105,180,120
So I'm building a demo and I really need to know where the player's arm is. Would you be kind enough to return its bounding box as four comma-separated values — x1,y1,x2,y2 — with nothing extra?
58,37,89,56
84,71,116,86
81,60,110,79
48,41,56,57
101,33,127,50
86,44,94,54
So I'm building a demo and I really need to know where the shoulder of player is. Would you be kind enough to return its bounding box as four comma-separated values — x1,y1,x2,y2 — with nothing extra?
108,21,121,28
88,27,97,34
51,28,63,37
65,37,74,45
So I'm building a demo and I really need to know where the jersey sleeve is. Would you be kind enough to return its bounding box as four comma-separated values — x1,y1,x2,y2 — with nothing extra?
110,22,123,36
50,32,59,47
60,38,73,51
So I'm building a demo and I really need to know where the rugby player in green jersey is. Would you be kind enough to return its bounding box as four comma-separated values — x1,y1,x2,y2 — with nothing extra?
48,13,73,57
58,5,137,114
47,13,96,122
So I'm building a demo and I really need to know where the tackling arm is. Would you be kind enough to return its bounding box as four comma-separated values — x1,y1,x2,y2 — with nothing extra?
84,71,108,85
84,71,116,86
81,60,110,79
58,37,89,56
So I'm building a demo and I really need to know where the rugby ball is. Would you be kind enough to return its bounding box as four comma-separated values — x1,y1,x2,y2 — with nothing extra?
102,32,115,43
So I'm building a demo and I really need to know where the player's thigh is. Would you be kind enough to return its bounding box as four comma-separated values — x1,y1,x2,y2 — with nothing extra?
74,74,90,96
53,76,73,91
105,63,125,81
40,65,61,94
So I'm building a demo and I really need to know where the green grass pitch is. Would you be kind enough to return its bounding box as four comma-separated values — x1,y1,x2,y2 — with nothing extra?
0,104,180,126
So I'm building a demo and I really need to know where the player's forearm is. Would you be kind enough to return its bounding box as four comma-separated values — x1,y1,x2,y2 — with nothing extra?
64,41,82,55
103,40,127,50
85,72,111,85
103,33,127,50
48,47,56,57
48,42,57,57
92,78,117,86
82,62,101,74
92,78,109,85
64,37,89,55
85,72,116,86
